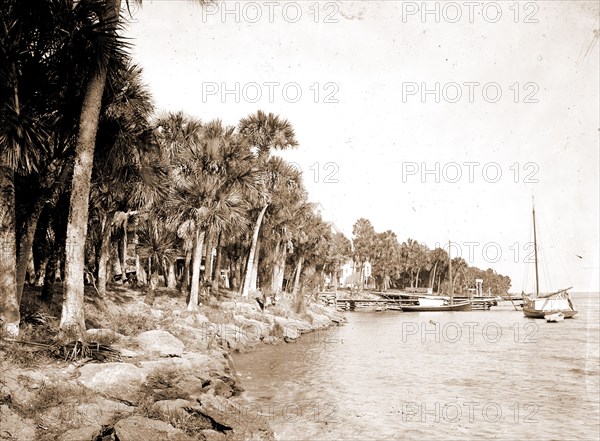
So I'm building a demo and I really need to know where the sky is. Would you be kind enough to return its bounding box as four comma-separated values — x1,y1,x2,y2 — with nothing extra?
126,1,599,292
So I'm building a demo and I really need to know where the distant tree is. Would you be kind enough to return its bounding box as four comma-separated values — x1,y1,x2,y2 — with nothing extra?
352,218,376,290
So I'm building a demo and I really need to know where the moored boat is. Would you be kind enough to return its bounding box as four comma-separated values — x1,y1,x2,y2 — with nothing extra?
523,288,577,318
522,200,577,319
402,299,472,312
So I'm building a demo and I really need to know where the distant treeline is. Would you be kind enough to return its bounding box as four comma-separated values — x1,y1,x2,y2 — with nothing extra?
351,219,511,295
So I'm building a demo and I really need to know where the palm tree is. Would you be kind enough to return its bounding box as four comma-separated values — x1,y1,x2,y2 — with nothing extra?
352,218,376,291
169,119,257,310
427,247,448,292
60,0,208,342
89,62,157,296
137,215,178,302
260,158,305,295
154,111,203,293
59,0,124,342
0,1,59,336
238,111,298,298
288,208,328,313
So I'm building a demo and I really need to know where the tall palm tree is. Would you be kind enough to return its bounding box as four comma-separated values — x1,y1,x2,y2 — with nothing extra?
154,111,203,293
170,119,257,310
89,62,157,296
60,0,125,342
0,1,60,336
238,111,298,298
260,158,305,295
60,0,208,342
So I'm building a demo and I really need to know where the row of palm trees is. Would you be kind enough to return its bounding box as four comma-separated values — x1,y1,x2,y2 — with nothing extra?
352,218,511,294
0,1,351,341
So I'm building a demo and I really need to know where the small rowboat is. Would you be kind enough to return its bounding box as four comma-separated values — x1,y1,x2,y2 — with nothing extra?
544,312,565,322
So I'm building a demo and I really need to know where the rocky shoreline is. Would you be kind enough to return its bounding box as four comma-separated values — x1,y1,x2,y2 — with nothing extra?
0,289,344,440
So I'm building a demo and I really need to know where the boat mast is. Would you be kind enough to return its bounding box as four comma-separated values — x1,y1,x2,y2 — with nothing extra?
448,240,453,304
532,198,540,297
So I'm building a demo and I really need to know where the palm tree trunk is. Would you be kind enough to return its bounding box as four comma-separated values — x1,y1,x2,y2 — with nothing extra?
97,213,113,298
188,230,205,311
180,248,191,293
292,255,304,312
242,204,268,298
203,228,213,282
131,215,140,283
17,161,72,303
212,232,222,290
41,250,59,303
334,265,339,294
0,166,19,337
167,261,177,289
121,217,128,282
292,256,304,297
250,238,261,291
429,261,438,290
415,268,421,288
59,0,119,343
15,197,45,306
271,240,281,294
277,242,287,293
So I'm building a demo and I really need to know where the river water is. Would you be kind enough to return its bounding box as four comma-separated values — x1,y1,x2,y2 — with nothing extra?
233,293,600,440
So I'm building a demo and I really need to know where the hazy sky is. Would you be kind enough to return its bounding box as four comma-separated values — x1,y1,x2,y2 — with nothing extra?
127,1,599,292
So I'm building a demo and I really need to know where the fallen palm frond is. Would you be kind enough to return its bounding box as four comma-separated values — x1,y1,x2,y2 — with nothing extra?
4,339,122,363
55,341,122,362
21,312,56,326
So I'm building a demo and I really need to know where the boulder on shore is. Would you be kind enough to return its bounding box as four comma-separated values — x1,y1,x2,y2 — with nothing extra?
114,415,194,441
136,330,185,357
77,362,146,403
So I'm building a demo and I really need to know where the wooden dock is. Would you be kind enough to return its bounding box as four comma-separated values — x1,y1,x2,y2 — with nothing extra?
318,292,500,311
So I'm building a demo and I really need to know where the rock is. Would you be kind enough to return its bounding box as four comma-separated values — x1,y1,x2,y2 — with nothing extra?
169,323,211,351
195,313,210,323
195,394,274,440
216,324,251,352
37,394,134,429
0,370,53,407
150,308,164,319
136,330,185,357
117,347,141,358
151,398,197,419
221,301,259,315
115,415,194,441
233,315,271,341
58,425,103,441
182,313,210,327
207,378,234,398
78,363,146,404
306,311,332,329
75,398,134,426
0,404,37,440
271,317,301,341
201,429,227,441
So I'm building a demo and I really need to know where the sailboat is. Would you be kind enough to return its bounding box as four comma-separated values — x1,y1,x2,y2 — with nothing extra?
402,241,472,312
522,201,577,319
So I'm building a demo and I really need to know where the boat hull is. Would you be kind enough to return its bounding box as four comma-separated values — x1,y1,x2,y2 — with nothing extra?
402,301,472,312
523,308,577,319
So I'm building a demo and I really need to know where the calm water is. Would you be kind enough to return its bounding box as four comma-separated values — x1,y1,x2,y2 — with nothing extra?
233,293,600,440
